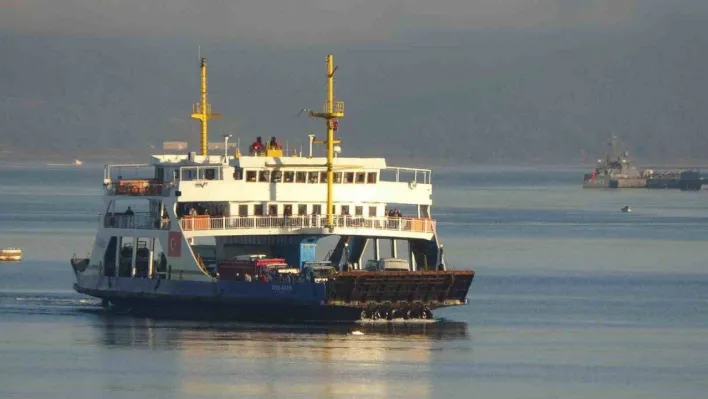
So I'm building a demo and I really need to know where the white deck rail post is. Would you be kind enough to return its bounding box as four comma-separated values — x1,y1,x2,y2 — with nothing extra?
130,237,138,277
148,238,155,278
114,237,121,277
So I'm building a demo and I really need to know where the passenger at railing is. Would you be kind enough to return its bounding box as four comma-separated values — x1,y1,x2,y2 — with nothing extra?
125,206,134,216
244,273,252,282
269,136,281,149
250,136,264,155
189,207,197,216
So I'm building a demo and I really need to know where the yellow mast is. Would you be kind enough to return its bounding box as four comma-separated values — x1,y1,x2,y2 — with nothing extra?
191,57,221,156
310,55,344,229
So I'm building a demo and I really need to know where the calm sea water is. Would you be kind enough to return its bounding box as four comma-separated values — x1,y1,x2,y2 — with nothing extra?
1,164,707,399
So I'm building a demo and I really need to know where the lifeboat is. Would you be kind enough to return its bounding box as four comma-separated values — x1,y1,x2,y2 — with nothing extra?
0,248,23,262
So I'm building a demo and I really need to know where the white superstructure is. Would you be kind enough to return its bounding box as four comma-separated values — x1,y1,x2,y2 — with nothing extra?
79,54,444,286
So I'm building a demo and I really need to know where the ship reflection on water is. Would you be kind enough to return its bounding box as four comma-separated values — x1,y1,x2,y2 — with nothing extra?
89,312,469,399
93,312,470,348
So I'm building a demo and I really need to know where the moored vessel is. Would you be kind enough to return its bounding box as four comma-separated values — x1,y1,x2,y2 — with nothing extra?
70,55,474,323
583,135,703,190
0,247,22,262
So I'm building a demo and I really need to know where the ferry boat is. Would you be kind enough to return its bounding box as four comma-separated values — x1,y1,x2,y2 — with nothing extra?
0,247,22,262
70,55,474,323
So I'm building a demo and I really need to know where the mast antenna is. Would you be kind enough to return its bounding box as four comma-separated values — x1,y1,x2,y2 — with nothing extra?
309,55,344,230
191,57,222,156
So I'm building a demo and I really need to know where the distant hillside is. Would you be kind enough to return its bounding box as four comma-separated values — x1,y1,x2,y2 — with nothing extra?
1,12,707,165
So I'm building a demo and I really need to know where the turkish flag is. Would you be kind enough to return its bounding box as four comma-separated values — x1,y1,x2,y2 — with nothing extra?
168,232,182,257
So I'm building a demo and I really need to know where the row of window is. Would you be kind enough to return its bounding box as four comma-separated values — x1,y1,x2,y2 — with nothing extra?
234,169,378,184
237,203,378,217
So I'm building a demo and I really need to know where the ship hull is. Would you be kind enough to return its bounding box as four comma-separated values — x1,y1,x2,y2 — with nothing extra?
76,284,361,322
646,177,703,191
582,177,646,188
73,274,339,321
584,172,702,190
0,250,22,262
73,270,471,323
74,277,471,323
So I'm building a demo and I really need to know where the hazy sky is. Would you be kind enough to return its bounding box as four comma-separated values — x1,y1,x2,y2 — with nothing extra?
2,0,642,43
1,0,708,164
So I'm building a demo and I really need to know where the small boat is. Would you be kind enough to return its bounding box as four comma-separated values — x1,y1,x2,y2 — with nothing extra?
0,247,23,262
46,159,83,167
621,206,632,213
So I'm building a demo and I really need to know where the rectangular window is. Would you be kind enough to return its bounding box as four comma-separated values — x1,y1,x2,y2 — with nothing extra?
369,206,377,217
308,171,319,183
341,205,350,215
284,204,293,216
319,171,327,183
268,204,278,216
296,172,306,183
345,172,354,183
254,204,264,216
246,171,257,182
174,169,180,180
205,168,216,180
238,205,248,216
333,172,342,183
367,172,377,183
355,206,363,216
272,171,282,182
313,205,322,215
355,172,365,183
284,171,294,183
298,204,308,215
233,168,244,180
259,170,270,182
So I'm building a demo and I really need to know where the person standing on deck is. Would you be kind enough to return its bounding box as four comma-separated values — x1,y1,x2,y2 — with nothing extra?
250,137,264,155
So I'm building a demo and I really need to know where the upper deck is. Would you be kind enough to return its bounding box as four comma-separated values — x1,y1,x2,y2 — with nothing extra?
103,154,433,206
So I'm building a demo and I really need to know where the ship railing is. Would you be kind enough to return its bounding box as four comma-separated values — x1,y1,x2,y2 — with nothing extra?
105,180,173,196
323,101,344,115
104,164,153,181
192,103,212,115
103,213,171,230
380,167,432,184
179,215,436,234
